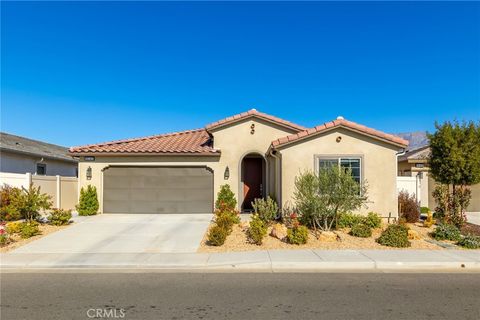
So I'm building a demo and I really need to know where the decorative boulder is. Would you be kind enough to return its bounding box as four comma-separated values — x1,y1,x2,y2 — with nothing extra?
407,229,421,240
270,223,288,240
319,231,339,242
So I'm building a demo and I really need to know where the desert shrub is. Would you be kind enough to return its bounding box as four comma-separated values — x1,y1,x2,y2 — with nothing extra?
20,221,40,239
337,213,363,229
76,185,99,216
5,221,22,234
1,184,52,221
432,184,469,227
398,191,419,223
248,214,268,245
287,225,309,245
252,196,278,222
0,185,22,221
457,235,480,249
431,224,461,241
48,209,72,226
420,207,430,214
215,212,235,233
215,184,237,211
376,224,411,248
294,168,368,232
0,229,9,246
363,212,382,229
207,225,228,246
350,223,372,238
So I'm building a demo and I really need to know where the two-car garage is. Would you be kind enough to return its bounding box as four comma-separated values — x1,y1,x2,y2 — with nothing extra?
102,166,214,214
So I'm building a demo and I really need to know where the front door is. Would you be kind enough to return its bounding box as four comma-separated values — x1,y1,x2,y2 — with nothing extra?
242,157,263,211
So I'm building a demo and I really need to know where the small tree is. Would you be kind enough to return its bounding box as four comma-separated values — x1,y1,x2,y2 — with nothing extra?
76,185,99,216
428,120,480,226
215,184,237,211
12,183,52,221
294,167,368,232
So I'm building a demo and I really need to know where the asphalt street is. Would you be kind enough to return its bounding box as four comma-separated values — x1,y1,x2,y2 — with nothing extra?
1,272,479,320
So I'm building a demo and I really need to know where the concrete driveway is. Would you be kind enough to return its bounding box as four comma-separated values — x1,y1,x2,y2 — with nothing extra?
12,214,213,254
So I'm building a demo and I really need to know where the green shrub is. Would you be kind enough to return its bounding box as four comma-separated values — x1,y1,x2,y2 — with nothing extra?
5,221,22,234
215,184,237,211
363,212,382,229
376,224,411,248
76,185,99,216
207,225,228,246
457,235,480,249
9,184,52,221
398,191,420,223
337,213,363,229
248,214,267,245
420,207,430,214
431,224,461,241
252,196,278,222
350,223,372,238
0,232,9,246
287,225,309,245
48,209,72,226
0,185,22,221
20,221,40,239
215,212,235,233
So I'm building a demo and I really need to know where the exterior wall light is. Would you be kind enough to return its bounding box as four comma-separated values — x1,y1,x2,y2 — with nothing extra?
86,166,92,180
224,166,230,180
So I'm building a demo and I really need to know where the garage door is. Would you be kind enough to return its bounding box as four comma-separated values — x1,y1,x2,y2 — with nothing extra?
103,166,213,214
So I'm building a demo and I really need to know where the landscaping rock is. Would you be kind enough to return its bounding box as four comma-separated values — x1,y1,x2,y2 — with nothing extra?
270,223,287,240
408,229,421,240
319,231,339,242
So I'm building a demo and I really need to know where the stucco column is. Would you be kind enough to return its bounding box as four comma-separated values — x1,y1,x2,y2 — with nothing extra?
56,175,61,208
25,172,32,187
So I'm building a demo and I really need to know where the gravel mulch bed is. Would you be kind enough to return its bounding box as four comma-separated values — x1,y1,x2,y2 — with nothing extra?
461,223,480,236
0,223,69,253
198,222,442,253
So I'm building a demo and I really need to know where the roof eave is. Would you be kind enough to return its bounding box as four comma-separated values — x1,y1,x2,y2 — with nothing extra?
206,114,305,133
69,151,221,157
1,147,78,163
271,125,409,150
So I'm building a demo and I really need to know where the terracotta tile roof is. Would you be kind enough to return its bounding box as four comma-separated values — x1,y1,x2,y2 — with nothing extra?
205,109,307,132
271,118,409,149
69,129,219,155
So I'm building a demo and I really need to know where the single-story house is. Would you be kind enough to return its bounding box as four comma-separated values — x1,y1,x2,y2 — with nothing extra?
69,109,408,216
1,132,78,177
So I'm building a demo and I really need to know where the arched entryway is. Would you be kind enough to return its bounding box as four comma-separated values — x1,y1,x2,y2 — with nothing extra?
240,152,266,211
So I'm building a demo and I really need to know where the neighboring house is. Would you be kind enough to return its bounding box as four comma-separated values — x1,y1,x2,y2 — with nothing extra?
69,109,408,216
0,132,78,177
397,145,480,212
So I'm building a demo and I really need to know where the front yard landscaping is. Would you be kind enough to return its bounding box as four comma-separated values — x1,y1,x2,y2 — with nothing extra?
0,183,100,252
200,164,480,252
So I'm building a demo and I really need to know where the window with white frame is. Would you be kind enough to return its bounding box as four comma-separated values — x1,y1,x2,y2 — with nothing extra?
317,157,361,184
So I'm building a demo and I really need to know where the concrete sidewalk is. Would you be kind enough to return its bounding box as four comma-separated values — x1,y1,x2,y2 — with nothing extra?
2,249,479,271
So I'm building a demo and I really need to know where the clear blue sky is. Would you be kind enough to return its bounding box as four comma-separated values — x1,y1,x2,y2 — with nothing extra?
2,2,479,147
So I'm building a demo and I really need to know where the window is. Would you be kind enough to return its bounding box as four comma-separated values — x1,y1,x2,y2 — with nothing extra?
318,157,361,184
36,163,46,175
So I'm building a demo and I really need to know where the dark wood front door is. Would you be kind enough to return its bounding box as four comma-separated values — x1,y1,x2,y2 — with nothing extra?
242,157,263,211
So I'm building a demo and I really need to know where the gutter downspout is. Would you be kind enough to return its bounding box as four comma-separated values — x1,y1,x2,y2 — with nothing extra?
268,148,281,209
396,148,407,221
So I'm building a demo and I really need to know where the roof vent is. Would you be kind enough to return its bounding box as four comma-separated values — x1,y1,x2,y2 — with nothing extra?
336,116,344,120
251,108,257,112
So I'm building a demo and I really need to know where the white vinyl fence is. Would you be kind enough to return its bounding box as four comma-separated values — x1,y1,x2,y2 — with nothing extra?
0,172,78,210
397,175,430,208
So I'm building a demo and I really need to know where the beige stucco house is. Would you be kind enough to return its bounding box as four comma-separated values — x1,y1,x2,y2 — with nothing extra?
70,110,408,216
